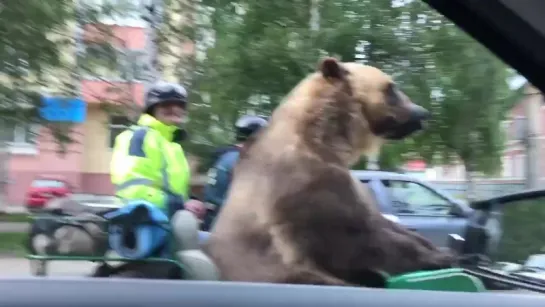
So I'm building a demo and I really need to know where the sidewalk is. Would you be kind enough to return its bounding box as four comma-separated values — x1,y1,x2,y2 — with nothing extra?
0,257,95,276
0,206,27,214
0,222,27,233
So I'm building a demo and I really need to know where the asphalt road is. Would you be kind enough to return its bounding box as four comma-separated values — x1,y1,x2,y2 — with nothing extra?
0,257,95,276
0,257,540,296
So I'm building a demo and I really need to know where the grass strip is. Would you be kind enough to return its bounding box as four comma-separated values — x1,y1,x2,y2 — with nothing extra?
0,213,31,223
0,232,26,256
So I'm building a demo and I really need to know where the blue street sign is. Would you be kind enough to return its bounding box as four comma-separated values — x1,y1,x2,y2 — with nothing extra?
39,96,87,123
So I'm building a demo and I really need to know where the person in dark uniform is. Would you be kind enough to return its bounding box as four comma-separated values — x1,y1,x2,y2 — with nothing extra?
201,115,268,231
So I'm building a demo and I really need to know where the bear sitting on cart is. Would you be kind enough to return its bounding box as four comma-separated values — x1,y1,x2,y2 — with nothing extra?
207,57,457,286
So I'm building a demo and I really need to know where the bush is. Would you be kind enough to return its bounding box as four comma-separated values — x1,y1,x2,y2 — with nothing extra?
0,213,31,223
496,198,545,263
0,232,26,256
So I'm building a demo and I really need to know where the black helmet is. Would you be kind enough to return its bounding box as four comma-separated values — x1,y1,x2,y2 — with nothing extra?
144,81,188,114
235,115,268,142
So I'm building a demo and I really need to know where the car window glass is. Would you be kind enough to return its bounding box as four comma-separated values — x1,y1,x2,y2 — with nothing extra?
381,180,452,215
525,254,545,270
31,180,65,188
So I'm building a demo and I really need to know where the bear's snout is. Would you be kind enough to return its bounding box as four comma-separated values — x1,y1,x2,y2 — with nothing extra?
409,104,430,121
384,104,429,140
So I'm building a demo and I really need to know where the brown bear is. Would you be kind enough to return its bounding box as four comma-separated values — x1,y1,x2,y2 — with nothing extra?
206,57,455,287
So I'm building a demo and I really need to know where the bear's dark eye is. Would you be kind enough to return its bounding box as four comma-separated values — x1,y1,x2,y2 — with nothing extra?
385,83,400,106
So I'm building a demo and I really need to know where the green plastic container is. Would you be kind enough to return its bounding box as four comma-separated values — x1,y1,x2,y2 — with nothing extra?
387,268,486,292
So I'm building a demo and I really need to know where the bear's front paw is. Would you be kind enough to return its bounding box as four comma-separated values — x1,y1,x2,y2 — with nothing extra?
420,251,456,271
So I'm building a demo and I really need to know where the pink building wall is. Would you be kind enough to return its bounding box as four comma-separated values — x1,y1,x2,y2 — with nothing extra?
6,24,147,205
503,85,545,178
434,84,545,182
5,23,196,205
6,103,124,205
7,124,85,205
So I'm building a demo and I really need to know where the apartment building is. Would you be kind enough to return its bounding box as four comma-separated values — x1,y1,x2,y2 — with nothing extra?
433,83,545,184
5,1,150,205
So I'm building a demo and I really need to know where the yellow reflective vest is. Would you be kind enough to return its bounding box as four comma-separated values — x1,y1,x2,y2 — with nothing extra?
110,114,191,210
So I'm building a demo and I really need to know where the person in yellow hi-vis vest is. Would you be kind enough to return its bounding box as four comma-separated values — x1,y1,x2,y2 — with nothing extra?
110,81,204,217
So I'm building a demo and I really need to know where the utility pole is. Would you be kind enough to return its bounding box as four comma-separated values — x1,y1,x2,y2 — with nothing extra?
309,0,320,32
523,85,541,189
73,0,84,96
142,0,163,88
0,139,9,213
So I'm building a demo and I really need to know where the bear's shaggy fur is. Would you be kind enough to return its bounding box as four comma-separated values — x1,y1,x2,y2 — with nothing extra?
207,58,454,287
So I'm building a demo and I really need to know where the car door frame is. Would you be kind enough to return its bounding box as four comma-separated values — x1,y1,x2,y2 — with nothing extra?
470,189,545,257
365,178,395,214
364,178,401,223
376,178,468,247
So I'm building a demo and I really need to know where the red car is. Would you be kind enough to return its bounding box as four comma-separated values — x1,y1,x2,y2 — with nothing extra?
25,177,72,210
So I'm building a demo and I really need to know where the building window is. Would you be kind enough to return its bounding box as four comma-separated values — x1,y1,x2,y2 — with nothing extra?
514,153,526,178
454,164,464,180
381,180,452,216
81,0,145,27
119,49,148,81
433,166,444,180
511,116,526,141
502,156,513,178
501,119,512,141
80,43,120,80
80,43,148,81
0,120,40,154
108,116,132,148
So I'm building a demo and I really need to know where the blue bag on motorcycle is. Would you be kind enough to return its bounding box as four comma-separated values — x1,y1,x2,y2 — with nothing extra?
104,201,169,259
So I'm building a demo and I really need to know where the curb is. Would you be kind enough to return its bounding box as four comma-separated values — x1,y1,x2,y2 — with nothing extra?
0,222,29,233
0,253,25,259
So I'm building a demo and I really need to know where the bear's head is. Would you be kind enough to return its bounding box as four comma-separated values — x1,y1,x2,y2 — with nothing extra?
278,57,429,166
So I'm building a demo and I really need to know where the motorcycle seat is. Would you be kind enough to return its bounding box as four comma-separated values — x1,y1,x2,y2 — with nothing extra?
171,210,220,280
43,197,121,216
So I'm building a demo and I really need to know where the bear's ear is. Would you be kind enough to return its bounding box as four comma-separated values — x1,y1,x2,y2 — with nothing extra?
319,57,347,79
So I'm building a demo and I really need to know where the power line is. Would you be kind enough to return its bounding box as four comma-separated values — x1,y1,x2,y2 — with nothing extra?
142,0,163,89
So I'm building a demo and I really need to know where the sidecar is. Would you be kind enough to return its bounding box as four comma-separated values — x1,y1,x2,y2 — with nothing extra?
25,198,217,280
25,189,545,294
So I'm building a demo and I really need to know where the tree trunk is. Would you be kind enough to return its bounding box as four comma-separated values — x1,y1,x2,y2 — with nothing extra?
464,162,477,202
309,0,320,32
524,89,541,189
0,141,10,213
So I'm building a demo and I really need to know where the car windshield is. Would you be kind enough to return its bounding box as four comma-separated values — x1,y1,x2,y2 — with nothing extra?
524,255,545,270
6,0,545,295
31,180,65,188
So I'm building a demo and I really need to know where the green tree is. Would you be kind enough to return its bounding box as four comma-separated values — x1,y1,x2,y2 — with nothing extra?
0,0,136,208
497,198,545,262
175,0,518,178
185,0,410,165
356,1,519,178
0,1,75,209
0,1,74,120
430,19,518,198
0,0,135,136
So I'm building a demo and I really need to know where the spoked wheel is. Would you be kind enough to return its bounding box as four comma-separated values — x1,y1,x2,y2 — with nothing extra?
30,260,48,276
98,261,182,279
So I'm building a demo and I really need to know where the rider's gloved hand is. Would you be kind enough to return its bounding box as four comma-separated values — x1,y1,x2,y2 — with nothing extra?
184,199,206,220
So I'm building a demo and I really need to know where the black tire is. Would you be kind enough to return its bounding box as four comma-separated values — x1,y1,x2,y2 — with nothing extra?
30,260,47,276
114,269,147,278
101,262,182,279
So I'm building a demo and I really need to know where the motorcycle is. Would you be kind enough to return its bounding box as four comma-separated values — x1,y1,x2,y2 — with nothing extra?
25,196,545,294
26,197,215,279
